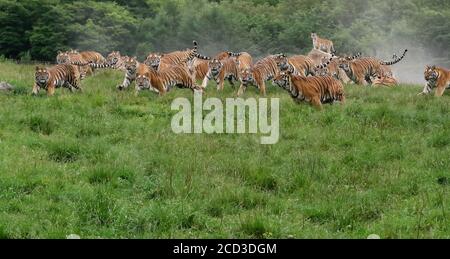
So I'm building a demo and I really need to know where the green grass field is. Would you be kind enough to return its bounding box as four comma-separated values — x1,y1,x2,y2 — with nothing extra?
0,60,448,239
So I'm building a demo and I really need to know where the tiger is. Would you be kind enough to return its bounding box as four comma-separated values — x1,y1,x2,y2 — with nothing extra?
201,51,253,89
311,33,335,54
106,51,127,71
117,56,140,90
313,56,352,84
273,54,315,76
339,49,407,85
144,41,207,71
419,65,450,96
33,64,82,96
273,70,345,109
202,58,241,90
307,48,333,66
135,65,203,96
238,55,280,96
372,75,398,87
57,49,106,78
193,52,230,83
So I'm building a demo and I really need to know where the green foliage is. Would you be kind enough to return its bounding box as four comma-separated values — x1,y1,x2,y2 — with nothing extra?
0,0,448,63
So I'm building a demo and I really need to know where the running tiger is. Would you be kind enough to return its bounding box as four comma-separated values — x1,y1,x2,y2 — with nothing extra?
202,58,241,90
33,64,82,96
144,41,208,71
201,51,252,89
117,56,140,90
372,75,398,87
106,51,127,71
273,70,345,109
274,54,315,76
311,33,335,54
419,65,450,97
313,56,352,84
238,55,280,96
135,65,203,96
339,50,407,85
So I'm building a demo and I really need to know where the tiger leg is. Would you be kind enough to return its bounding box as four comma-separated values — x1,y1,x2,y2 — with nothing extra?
201,75,210,89
118,73,134,90
217,76,225,91
435,86,446,97
32,83,40,95
47,84,56,96
259,80,267,96
237,83,247,96
311,96,323,110
228,76,235,87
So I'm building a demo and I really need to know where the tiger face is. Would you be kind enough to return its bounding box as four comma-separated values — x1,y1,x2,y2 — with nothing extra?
424,66,439,82
57,51,69,64
273,72,290,90
208,59,223,78
241,68,255,85
35,67,50,87
144,54,161,70
136,74,151,90
124,57,138,73
311,33,317,40
314,65,329,76
339,61,351,73
107,51,121,66
274,54,290,71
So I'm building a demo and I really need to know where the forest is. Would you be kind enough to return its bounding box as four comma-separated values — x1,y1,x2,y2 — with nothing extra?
0,0,449,66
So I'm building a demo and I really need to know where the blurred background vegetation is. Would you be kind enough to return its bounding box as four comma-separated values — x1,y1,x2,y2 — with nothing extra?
0,0,449,66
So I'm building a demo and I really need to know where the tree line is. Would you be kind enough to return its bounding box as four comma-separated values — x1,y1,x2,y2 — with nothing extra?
0,0,448,66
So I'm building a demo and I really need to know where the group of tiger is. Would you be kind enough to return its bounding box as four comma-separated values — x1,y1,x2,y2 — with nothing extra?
33,33,449,108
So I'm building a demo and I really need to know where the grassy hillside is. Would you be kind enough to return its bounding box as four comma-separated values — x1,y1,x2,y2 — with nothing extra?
0,60,448,239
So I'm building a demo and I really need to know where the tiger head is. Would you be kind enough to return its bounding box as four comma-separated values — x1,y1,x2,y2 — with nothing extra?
136,74,151,90
144,53,162,70
56,51,69,64
124,57,138,73
314,65,329,77
35,66,50,87
208,59,223,78
311,33,317,40
273,71,291,91
106,51,121,66
338,59,351,73
241,68,255,86
424,66,439,82
274,54,290,71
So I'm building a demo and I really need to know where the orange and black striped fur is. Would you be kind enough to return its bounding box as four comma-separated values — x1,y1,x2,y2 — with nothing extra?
372,75,398,87
33,64,82,96
202,58,240,90
106,51,127,71
274,54,315,76
339,50,407,85
201,51,253,89
313,56,351,84
144,41,209,71
238,55,280,96
135,65,203,96
273,70,345,109
308,49,333,66
311,33,335,54
420,65,450,96
117,56,140,90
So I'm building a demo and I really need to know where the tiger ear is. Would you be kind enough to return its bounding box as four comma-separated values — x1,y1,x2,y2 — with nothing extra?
35,66,41,71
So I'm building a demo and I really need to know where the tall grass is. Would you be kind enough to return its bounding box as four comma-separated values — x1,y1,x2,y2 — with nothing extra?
0,61,448,238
